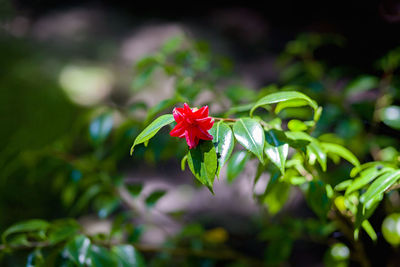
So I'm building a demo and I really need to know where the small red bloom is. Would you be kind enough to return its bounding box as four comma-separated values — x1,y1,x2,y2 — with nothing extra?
170,103,214,149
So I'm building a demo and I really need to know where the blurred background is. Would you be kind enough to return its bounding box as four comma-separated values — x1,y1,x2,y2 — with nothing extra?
1,0,400,266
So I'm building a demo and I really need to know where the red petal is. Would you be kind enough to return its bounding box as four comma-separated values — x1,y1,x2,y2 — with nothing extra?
170,121,186,137
185,129,196,149
173,108,184,123
193,106,208,118
197,117,214,130
196,127,213,140
183,103,192,115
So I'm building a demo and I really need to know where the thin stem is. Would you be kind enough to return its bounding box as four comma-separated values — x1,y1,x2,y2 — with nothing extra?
213,117,238,122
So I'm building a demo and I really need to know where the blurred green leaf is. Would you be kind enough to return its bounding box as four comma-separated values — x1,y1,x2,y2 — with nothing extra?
89,245,117,267
306,181,332,220
112,245,146,267
65,235,91,266
345,75,378,97
263,180,290,214
380,106,400,130
2,219,49,244
89,113,114,145
145,190,166,208
227,151,250,183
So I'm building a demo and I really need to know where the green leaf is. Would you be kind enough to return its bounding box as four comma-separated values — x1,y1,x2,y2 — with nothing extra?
361,170,400,207
306,181,332,220
187,141,218,192
130,114,175,155
345,75,378,96
361,220,377,242
380,106,400,130
145,190,166,208
264,130,289,174
321,143,360,167
209,121,234,176
287,119,308,131
275,99,309,114
89,113,114,144
250,91,317,116
181,155,188,171
233,118,265,163
48,220,80,245
65,235,91,266
161,35,183,54
89,245,117,267
345,167,392,195
227,151,250,183
307,141,327,171
112,245,146,267
126,184,143,198
2,219,49,244
263,180,291,214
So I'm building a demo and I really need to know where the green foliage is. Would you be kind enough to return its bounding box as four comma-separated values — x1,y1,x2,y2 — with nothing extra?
2,32,400,267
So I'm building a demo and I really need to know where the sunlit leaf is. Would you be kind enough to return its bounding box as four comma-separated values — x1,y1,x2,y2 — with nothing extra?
250,91,317,116
112,245,146,267
187,141,218,192
65,235,91,266
361,170,400,207
233,118,265,163
130,114,175,154
264,130,289,174
209,121,234,176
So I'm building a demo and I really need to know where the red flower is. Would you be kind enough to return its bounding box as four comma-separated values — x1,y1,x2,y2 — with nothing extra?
170,103,214,149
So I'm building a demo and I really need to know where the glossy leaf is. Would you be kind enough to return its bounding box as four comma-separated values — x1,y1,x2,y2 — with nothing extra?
65,235,91,266
130,114,174,154
209,121,234,176
361,170,400,207
227,151,250,183
233,118,265,163
112,245,146,267
345,167,392,195
275,99,309,114
264,130,289,174
187,141,218,192
321,142,360,167
307,141,327,171
89,245,117,267
250,91,317,116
